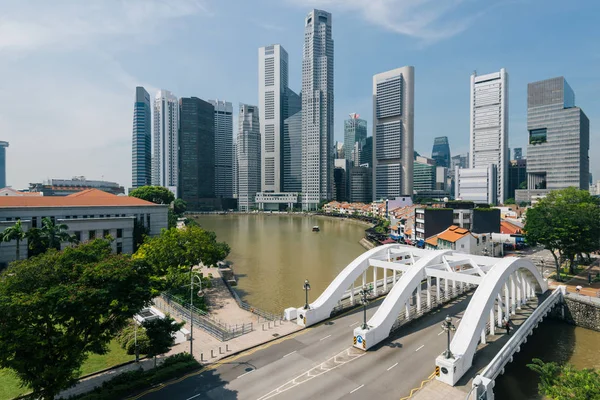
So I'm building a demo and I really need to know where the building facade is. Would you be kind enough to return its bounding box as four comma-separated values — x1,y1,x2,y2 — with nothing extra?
344,113,367,165
431,136,451,168
152,90,179,193
349,166,372,203
513,147,522,160
237,104,261,212
132,87,152,189
470,69,508,204
179,97,215,211
208,100,233,199
232,142,238,198
0,141,7,189
301,9,334,210
360,136,373,167
372,66,414,200
507,159,527,200
29,177,124,196
413,156,436,193
283,110,302,193
451,153,469,170
455,165,497,205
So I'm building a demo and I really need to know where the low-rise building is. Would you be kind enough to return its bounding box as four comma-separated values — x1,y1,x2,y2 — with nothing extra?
29,176,125,196
425,225,500,256
255,192,299,211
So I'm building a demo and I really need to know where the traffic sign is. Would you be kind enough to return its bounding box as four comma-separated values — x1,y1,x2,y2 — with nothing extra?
356,335,363,344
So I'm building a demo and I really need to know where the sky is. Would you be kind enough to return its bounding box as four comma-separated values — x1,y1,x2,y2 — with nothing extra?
1,0,598,190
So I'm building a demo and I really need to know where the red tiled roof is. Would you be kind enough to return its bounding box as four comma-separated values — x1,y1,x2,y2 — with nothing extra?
0,189,159,207
501,220,522,234
438,226,471,243
425,236,438,246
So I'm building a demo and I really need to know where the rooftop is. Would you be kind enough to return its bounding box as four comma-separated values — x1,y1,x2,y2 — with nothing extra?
437,225,472,243
0,189,159,208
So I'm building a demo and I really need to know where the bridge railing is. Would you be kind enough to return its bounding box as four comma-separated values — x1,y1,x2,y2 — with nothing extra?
221,276,283,322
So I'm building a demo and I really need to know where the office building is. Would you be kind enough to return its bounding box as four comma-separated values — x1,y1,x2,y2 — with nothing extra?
344,113,367,164
431,136,451,168
334,167,347,201
283,110,302,193
301,9,334,210
455,165,497,205
237,104,261,212
470,69,508,203
513,147,522,160
0,141,8,188
29,177,125,196
360,136,373,167
451,154,469,170
208,100,233,199
152,90,179,193
349,166,372,203
415,208,453,243
507,159,527,200
413,156,436,193
179,97,215,211
232,142,238,198
132,87,152,188
372,66,414,200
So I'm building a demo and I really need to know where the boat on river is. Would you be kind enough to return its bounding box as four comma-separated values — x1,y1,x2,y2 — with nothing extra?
312,225,320,232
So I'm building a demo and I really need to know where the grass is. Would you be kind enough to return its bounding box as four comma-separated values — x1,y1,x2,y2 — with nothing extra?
0,339,136,400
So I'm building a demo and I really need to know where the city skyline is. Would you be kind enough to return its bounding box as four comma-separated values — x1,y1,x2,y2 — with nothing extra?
2,0,599,190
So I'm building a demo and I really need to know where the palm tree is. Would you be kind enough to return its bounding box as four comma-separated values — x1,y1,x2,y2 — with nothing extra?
2,220,26,260
41,217,75,250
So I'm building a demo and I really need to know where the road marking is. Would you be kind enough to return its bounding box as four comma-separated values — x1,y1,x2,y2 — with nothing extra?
282,350,297,358
320,334,332,341
350,384,364,394
415,345,424,352
237,369,255,379
438,331,444,336
184,394,204,400
387,362,398,371
349,321,360,327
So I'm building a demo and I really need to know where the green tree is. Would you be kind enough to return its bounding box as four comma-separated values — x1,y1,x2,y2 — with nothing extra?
528,359,600,400
168,209,178,229
173,198,187,216
524,187,600,277
143,315,184,367
41,217,75,250
25,227,48,258
0,240,155,399
519,181,527,189
129,186,175,205
2,219,26,260
133,219,149,251
504,198,516,205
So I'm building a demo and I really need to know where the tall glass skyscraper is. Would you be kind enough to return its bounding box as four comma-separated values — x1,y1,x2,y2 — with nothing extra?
238,104,261,212
301,9,334,210
152,90,179,192
0,141,8,188
132,87,151,189
208,100,233,199
283,110,302,193
344,113,367,165
431,136,451,168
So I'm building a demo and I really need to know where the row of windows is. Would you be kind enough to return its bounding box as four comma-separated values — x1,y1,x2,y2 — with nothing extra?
376,77,403,119
375,122,402,160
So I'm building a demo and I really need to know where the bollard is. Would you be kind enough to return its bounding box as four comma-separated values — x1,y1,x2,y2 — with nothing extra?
219,347,223,354
211,349,215,358
201,353,205,361
226,344,230,352
262,323,266,331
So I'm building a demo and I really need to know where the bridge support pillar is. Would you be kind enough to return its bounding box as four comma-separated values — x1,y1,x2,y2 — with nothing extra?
445,278,449,298
427,277,432,308
436,278,441,304
511,274,516,315
384,267,388,293
497,294,503,326
489,308,495,335
350,283,355,305
516,272,522,309
392,270,396,286
504,283,510,319
481,329,486,344
473,376,495,400
373,266,377,294
416,287,422,313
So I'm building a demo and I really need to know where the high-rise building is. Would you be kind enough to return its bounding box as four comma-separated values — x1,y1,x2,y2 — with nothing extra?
507,159,527,200
431,136,451,168
237,104,261,212
208,100,233,199
525,77,589,191
0,141,8,188
470,69,508,204
344,113,367,164
178,97,215,210
301,9,334,210
372,66,414,200
360,136,373,167
413,156,436,192
335,141,344,160
132,87,152,189
513,147,522,160
451,153,469,170
455,165,497,205
152,90,179,192
232,142,238,198
349,166,372,203
333,167,346,201
283,110,302,193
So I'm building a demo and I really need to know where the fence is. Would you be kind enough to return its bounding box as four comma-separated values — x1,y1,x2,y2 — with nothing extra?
154,293,253,341
221,277,283,322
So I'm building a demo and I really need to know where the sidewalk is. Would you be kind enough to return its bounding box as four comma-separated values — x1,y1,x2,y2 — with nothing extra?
549,258,600,297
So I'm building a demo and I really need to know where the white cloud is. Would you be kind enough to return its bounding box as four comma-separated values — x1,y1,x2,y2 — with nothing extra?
287,0,486,41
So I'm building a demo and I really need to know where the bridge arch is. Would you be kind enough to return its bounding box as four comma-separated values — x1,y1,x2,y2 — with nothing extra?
436,257,548,385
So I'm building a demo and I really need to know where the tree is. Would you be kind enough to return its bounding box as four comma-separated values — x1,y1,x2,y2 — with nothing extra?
129,186,175,205
168,209,178,229
504,198,516,205
41,217,75,250
143,315,184,367
25,227,48,258
524,187,600,278
519,181,527,190
2,219,26,260
133,219,149,251
173,198,187,216
528,359,600,400
0,240,155,399
135,226,230,278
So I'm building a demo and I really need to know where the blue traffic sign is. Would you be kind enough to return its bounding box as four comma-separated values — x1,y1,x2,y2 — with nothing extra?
356,335,363,344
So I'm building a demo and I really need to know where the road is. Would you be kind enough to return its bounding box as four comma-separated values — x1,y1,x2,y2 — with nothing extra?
139,293,473,400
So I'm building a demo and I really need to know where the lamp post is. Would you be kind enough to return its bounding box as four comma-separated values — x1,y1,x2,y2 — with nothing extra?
540,259,545,277
189,269,203,357
359,285,372,329
303,279,311,310
441,315,456,359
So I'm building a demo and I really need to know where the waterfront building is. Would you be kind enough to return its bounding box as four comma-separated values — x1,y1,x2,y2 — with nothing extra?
513,147,522,160
516,77,589,203
455,165,497,205
255,192,299,210
208,100,233,199
152,90,179,193
283,110,302,193
237,104,261,212
431,136,451,168
179,97,215,211
470,69,509,204
0,189,168,268
507,159,527,201
349,166,372,203
344,113,367,164
301,9,334,210
372,66,414,200
29,177,125,196
132,87,152,188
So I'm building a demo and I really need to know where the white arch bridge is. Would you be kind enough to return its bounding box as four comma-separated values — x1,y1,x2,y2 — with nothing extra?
283,244,550,386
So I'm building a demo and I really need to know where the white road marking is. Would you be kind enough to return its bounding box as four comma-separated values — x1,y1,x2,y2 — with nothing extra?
438,331,444,336
387,362,398,371
237,369,255,379
415,345,425,352
185,393,204,400
350,384,364,394
320,334,332,341
349,321,360,327
282,350,297,358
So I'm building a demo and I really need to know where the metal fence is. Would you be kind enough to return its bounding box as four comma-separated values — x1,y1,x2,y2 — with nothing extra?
154,293,253,341
221,277,283,322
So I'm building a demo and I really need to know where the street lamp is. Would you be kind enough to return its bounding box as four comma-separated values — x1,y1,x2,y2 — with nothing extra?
189,269,203,357
540,259,545,277
359,285,372,330
303,279,311,310
441,315,456,359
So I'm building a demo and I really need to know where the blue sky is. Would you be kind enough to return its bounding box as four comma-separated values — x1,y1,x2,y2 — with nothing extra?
1,0,598,190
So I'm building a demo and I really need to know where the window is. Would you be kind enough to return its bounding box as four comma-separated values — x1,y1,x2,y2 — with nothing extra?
146,215,150,231
74,231,81,242
482,236,486,243
89,230,96,240
6,217,12,221
116,242,123,255
32,216,37,228
529,128,547,144
103,229,110,238
117,229,123,238
50,216,55,224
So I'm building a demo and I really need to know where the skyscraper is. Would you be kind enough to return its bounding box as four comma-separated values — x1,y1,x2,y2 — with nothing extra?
470,69,508,204
152,90,179,192
525,77,589,191
208,100,233,199
178,97,215,210
237,104,261,212
359,136,373,167
232,142,238,198
451,154,469,170
283,110,302,193
0,141,8,188
513,147,522,160
132,87,152,189
372,66,414,200
349,166,372,203
301,9,334,210
431,136,451,168
344,113,367,164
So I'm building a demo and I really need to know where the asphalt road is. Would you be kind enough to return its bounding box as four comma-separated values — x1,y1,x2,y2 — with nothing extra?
139,293,472,400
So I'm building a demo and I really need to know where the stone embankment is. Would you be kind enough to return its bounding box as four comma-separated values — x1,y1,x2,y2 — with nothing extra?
552,294,600,332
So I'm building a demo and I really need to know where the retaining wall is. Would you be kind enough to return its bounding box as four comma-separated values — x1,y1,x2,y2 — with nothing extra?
551,294,600,332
